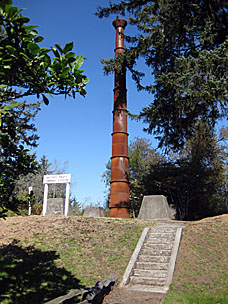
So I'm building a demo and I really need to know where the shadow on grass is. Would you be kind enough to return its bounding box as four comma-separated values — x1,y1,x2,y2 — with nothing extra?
0,240,84,304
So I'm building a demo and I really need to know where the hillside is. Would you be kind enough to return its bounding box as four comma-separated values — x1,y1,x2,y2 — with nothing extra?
163,214,228,304
0,215,151,303
0,214,228,303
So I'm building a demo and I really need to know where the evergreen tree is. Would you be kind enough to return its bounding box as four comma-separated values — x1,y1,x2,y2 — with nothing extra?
97,0,228,149
143,124,228,220
128,137,162,216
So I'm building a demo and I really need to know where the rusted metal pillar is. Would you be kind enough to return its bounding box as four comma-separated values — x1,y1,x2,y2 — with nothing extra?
110,18,130,218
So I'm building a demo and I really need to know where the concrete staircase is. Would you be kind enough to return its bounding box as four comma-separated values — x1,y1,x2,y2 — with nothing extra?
120,221,184,294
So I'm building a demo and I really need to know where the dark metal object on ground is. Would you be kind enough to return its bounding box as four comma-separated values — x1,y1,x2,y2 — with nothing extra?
45,275,117,304
110,19,130,218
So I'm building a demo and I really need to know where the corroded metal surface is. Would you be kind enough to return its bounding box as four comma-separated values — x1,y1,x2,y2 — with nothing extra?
110,19,130,218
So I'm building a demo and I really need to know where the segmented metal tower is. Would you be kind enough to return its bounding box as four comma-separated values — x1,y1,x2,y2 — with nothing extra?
110,19,130,218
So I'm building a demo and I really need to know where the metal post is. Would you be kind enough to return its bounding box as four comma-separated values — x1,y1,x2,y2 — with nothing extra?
64,182,70,216
110,19,130,218
42,183,48,216
28,187,32,216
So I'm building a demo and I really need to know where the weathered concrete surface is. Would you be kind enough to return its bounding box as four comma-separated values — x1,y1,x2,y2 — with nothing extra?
83,206,106,218
46,198,65,215
121,221,185,294
138,195,175,220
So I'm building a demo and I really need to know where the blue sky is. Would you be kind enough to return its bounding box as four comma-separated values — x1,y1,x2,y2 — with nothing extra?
13,0,154,206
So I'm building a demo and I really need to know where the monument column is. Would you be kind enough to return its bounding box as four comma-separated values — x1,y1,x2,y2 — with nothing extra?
110,19,130,218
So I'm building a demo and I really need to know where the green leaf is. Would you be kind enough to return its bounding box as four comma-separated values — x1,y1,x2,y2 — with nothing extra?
75,56,84,69
6,45,16,54
55,44,63,54
66,52,76,59
51,47,60,58
42,94,49,105
52,62,62,72
29,30,38,37
68,57,76,63
63,42,74,53
27,42,40,55
3,103,19,111
7,6,17,19
24,25,38,31
19,16,30,23
47,82,55,87
82,77,89,85
34,36,44,43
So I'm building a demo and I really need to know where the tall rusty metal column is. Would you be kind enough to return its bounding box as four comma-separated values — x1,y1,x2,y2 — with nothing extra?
110,19,130,218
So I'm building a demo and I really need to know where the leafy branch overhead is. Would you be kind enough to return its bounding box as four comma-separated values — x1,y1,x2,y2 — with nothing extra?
0,1,89,106
0,0,88,217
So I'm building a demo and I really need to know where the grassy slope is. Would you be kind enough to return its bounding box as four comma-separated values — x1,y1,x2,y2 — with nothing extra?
0,215,228,303
163,215,228,304
0,216,151,303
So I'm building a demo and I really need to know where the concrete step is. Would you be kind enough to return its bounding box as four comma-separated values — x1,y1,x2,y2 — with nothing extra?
120,223,184,294
148,235,175,241
145,237,171,244
136,261,169,271
152,228,177,233
127,284,167,294
139,255,170,263
130,276,166,286
148,232,175,238
140,248,172,256
144,243,173,250
133,269,167,278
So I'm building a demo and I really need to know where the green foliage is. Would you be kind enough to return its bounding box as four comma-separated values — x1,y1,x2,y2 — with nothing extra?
0,1,88,217
102,137,162,217
14,156,78,215
0,101,40,217
103,129,228,220
97,0,228,149
0,1,89,105
143,124,228,220
128,137,163,216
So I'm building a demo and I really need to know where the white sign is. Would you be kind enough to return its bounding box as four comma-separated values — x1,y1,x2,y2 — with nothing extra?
42,174,71,216
43,174,71,184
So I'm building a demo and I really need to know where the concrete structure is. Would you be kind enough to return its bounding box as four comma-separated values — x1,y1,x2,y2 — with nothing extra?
83,206,106,218
138,195,175,220
46,198,65,215
120,221,184,294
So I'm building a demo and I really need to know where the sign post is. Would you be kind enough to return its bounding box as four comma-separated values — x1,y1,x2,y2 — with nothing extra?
42,174,71,216
28,186,33,216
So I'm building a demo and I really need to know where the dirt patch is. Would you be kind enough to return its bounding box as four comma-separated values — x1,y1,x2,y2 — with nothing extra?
0,215,66,245
103,288,164,304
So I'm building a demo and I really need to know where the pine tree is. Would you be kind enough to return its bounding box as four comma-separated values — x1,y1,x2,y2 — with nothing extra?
143,124,228,220
97,0,228,149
